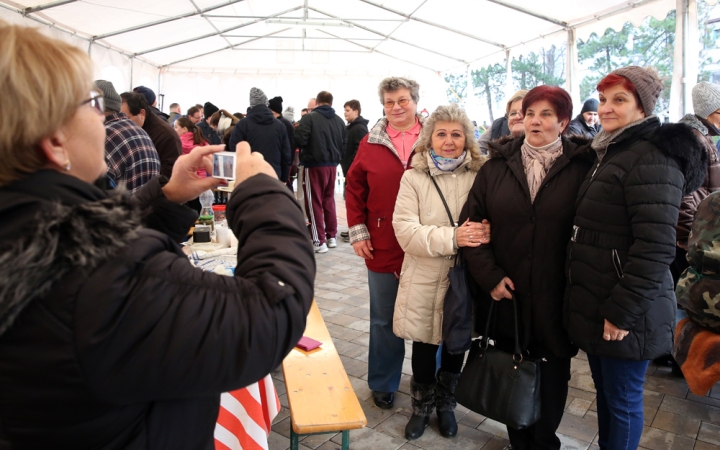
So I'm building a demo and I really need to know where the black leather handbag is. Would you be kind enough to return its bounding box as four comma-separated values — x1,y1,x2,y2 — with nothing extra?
429,175,474,355
455,296,542,429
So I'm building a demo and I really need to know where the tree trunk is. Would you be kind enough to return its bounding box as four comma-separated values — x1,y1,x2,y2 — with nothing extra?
485,84,494,122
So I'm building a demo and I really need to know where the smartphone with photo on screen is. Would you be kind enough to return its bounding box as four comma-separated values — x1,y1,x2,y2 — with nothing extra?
213,151,236,180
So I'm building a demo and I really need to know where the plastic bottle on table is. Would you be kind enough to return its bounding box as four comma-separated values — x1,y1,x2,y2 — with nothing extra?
198,189,215,231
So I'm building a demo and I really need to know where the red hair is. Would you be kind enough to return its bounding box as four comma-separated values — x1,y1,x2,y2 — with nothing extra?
522,86,573,128
596,74,643,112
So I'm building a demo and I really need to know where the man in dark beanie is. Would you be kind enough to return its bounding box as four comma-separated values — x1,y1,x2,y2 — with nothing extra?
133,85,170,121
228,88,292,183
197,101,221,145
96,80,159,192
566,98,601,138
121,92,181,178
269,96,296,189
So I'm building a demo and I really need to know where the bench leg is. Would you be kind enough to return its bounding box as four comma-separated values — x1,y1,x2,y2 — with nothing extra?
290,428,299,450
341,430,350,450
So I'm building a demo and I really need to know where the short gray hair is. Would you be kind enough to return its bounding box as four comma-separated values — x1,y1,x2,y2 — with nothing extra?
417,103,479,156
377,77,420,104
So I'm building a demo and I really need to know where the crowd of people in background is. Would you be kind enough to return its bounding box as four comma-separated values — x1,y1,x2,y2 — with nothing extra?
4,17,720,450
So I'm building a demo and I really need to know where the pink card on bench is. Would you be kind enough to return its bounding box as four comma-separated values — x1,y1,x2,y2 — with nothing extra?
296,336,322,351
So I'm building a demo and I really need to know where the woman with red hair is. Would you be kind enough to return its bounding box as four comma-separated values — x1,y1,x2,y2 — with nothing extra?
564,67,706,449
462,85,594,449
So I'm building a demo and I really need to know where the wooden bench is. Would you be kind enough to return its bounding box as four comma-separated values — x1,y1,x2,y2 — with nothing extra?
282,301,367,450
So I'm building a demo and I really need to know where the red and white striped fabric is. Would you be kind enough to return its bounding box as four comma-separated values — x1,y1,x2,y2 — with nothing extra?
214,374,281,450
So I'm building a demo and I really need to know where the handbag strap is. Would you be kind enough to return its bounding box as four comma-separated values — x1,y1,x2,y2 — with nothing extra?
482,294,523,358
429,174,464,266
429,175,457,227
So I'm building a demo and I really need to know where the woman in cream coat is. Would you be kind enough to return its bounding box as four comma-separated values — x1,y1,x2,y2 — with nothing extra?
392,103,487,440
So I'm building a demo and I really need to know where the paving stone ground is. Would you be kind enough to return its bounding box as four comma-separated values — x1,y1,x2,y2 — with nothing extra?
269,194,720,450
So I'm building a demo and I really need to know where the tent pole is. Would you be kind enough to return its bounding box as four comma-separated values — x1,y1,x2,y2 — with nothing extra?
129,58,134,93
566,28,580,116
505,49,512,100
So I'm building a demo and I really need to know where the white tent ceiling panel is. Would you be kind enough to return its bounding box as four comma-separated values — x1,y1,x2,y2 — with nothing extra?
104,19,217,54
573,0,675,41
141,35,229,64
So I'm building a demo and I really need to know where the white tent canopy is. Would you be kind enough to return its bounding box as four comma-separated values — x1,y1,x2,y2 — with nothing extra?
0,0,701,123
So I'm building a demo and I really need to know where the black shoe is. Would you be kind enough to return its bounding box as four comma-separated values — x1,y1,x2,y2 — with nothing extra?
437,410,457,437
340,231,350,242
372,391,394,409
404,414,430,440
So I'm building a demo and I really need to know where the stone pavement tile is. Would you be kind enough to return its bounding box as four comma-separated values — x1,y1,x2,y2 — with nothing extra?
278,392,289,409
711,384,720,399
338,355,368,378
695,441,720,450
342,306,370,320
332,339,368,359
350,333,370,347
401,358,413,376
300,431,337,449
651,410,701,438
659,395,720,425
645,405,659,426
566,398,593,417
358,396,400,428
272,416,292,438
477,418,510,438
698,422,720,445
569,372,596,393
399,443,423,449
339,287,370,297
571,357,592,375
319,311,359,327
330,425,407,450
314,291,353,302
269,430,293,450
644,389,665,409
314,298,354,313
349,375,373,402
273,407,290,424
456,423,494,446
638,426,695,450
557,412,598,443
458,410,486,428
568,387,597,402
480,435,511,449
356,350,369,362
324,322,364,341
347,319,370,333
645,374,690,398
315,281,352,291
558,433,592,450
275,381,287,396
393,391,413,414
374,411,409,439
687,393,720,409
399,374,412,395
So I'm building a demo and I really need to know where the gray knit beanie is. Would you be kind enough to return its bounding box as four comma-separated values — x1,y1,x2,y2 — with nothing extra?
94,80,122,113
249,87,268,107
283,106,295,122
692,81,720,119
610,66,663,115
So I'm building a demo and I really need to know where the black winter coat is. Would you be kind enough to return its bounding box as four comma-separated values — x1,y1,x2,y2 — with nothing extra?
341,116,369,174
0,170,315,449
565,118,706,361
197,120,221,146
294,105,347,167
461,135,594,358
142,112,182,178
228,105,293,181
565,114,600,139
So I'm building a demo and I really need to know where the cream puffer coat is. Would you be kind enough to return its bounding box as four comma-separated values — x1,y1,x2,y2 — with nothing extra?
392,146,486,344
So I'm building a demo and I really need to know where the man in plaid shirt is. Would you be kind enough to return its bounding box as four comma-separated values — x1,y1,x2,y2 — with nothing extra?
95,81,160,193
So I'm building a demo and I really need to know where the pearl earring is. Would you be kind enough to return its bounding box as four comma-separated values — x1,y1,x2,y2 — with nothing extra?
64,161,72,171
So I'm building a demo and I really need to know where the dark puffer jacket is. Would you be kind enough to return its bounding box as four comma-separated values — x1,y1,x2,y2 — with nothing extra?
565,114,600,139
0,170,315,449
462,135,594,358
564,118,706,361
228,104,293,181
293,105,347,167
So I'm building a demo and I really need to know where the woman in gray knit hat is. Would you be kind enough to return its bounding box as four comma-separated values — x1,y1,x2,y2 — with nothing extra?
563,66,706,450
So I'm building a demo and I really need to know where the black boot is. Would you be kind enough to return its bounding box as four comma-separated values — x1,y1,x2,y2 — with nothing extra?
405,378,435,440
436,371,460,438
